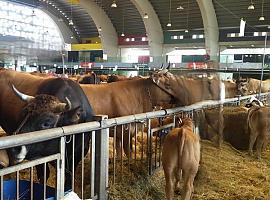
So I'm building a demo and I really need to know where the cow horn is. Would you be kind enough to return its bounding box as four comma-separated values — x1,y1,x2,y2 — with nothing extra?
54,97,72,112
65,97,72,111
12,84,35,102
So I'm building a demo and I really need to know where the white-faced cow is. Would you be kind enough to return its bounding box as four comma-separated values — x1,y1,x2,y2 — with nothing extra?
246,97,269,159
162,118,200,200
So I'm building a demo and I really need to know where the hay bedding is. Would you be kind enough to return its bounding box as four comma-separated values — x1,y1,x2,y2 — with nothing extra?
109,140,270,200
2,125,270,199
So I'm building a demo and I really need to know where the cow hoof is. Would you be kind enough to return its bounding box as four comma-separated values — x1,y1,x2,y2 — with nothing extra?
174,189,181,195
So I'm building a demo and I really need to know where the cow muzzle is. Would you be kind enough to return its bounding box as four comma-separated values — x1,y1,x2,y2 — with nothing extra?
0,149,9,168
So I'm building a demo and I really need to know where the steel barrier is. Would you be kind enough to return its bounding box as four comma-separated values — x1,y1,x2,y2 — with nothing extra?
0,92,269,199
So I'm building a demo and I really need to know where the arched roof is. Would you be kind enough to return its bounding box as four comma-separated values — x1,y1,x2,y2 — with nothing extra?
6,0,270,39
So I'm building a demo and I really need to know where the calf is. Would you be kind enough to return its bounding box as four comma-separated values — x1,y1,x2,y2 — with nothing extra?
162,118,200,200
247,100,270,159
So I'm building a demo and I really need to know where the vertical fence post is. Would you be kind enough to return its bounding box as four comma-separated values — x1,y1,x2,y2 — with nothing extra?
94,115,109,200
59,136,65,199
147,118,153,175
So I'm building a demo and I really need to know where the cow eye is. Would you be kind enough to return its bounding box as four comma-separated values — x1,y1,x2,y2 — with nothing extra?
41,121,52,129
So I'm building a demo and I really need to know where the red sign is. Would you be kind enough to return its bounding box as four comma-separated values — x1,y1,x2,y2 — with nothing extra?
187,62,207,69
80,62,95,68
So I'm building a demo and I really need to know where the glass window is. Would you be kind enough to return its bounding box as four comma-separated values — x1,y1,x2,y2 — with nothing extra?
0,0,63,51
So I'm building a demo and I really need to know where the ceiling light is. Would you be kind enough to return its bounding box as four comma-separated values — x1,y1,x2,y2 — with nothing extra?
259,16,265,21
248,3,254,10
143,13,149,19
251,44,255,47
111,0,117,8
121,32,125,37
98,27,102,32
185,29,189,33
167,0,172,28
177,5,184,10
68,20,74,25
259,0,265,21
70,36,74,39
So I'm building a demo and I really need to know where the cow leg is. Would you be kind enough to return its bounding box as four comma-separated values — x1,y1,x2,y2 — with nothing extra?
255,133,265,160
123,129,132,158
36,163,50,184
249,130,258,156
182,170,196,200
174,169,182,194
164,168,175,200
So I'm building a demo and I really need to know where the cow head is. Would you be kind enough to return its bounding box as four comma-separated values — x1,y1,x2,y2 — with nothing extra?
9,85,81,164
236,78,250,95
151,68,184,105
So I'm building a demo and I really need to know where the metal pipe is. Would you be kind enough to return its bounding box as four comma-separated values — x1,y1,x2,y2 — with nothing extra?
259,33,268,97
1,93,269,150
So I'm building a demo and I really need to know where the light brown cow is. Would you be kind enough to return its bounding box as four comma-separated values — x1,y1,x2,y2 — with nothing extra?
162,118,200,200
238,78,270,95
247,102,270,159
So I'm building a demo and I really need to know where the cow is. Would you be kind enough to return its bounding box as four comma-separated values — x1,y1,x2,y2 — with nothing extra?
80,68,232,155
162,118,200,200
246,97,269,159
107,74,143,83
238,78,270,95
0,70,94,189
77,72,101,84
0,149,9,169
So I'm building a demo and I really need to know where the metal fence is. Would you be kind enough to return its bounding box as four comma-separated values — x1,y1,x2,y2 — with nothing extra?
0,92,269,200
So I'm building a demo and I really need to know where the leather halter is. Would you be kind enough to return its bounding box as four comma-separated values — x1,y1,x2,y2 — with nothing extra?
12,114,30,135
12,112,61,135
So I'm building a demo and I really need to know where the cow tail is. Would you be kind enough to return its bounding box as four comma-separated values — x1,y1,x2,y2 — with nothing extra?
178,129,185,169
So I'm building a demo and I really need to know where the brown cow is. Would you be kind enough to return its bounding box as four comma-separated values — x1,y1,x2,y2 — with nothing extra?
247,101,270,159
81,69,234,155
238,78,270,95
162,118,200,200
107,74,143,83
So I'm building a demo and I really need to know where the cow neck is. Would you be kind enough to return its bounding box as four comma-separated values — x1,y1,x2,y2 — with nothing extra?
146,86,154,110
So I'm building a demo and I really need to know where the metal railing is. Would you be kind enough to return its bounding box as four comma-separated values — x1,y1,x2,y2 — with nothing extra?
0,92,269,199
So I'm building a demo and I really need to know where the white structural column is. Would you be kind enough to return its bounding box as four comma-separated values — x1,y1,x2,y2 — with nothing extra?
131,0,164,65
42,9,78,44
196,0,219,62
79,0,119,61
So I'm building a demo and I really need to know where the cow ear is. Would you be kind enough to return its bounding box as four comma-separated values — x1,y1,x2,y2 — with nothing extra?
65,106,82,124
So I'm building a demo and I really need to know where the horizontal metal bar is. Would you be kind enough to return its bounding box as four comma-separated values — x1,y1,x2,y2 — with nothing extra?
0,154,60,176
0,93,268,149
151,123,174,133
0,121,101,149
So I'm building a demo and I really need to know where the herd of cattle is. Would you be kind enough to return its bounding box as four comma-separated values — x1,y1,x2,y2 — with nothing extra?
0,67,270,199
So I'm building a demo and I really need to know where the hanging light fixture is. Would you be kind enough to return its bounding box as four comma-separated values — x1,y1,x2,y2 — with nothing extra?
143,13,149,19
121,9,125,36
111,0,117,8
185,0,190,32
167,0,172,27
259,0,265,21
248,0,255,10
177,5,184,10
69,1,74,25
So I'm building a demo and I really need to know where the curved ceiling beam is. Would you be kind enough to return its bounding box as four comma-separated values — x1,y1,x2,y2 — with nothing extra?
197,0,219,62
130,0,164,64
42,9,78,44
79,0,119,60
